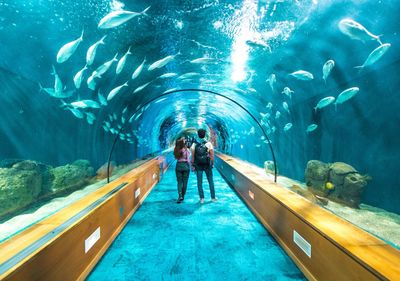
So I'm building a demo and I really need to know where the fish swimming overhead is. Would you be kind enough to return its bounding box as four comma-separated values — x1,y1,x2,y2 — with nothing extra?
86,35,106,66
275,111,281,119
338,18,382,45
335,87,360,106
282,87,294,99
284,123,293,132
189,57,216,64
158,72,178,79
57,29,84,63
178,72,200,80
70,99,100,109
68,107,84,119
290,70,314,80
51,65,63,94
116,47,132,74
98,90,108,106
87,73,97,90
133,81,152,94
148,53,180,71
282,102,290,114
98,6,151,29
245,39,271,52
73,65,88,89
355,43,391,70
314,96,335,112
94,53,118,78
306,124,318,133
86,112,96,125
322,60,335,83
266,74,276,92
107,81,129,101
131,58,146,80
39,83,74,99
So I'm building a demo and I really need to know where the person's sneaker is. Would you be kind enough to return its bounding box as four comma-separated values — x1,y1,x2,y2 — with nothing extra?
211,198,218,202
200,198,205,204
177,197,183,203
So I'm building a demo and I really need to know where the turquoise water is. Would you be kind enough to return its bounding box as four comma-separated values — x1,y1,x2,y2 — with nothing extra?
87,167,305,280
0,0,399,251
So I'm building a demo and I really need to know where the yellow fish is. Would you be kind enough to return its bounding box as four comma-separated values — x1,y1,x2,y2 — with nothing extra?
325,182,335,190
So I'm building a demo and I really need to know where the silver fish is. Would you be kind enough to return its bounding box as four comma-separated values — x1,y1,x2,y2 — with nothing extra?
73,65,88,89
338,18,382,45
116,47,132,74
245,39,271,52
189,57,216,64
290,70,314,80
68,107,84,119
158,72,178,79
86,35,106,66
87,73,97,90
284,123,293,132
306,124,318,133
355,43,391,70
57,29,84,63
282,102,290,114
131,58,146,80
266,102,273,110
282,87,294,99
133,81,152,94
94,53,118,78
335,87,360,106
266,74,276,92
70,99,100,109
98,90,108,106
98,6,150,29
322,60,335,83
314,96,335,112
39,83,74,99
51,65,63,94
178,72,200,80
148,53,180,71
86,112,96,124
275,111,281,119
107,81,129,101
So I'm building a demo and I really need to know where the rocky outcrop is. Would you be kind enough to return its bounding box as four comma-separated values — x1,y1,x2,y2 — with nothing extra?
0,159,95,220
305,160,370,208
96,161,116,179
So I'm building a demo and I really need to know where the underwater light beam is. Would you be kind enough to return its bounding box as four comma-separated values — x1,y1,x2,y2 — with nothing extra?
106,89,278,183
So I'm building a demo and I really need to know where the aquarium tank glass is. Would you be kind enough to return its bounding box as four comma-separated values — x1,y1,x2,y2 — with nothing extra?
0,0,399,248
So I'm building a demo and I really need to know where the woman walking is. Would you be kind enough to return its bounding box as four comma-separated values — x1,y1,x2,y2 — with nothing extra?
173,138,191,203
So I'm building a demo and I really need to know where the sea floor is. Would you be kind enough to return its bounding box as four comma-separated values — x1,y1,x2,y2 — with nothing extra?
0,161,145,242
87,168,305,281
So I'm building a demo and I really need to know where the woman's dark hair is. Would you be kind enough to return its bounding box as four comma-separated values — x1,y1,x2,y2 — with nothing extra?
197,129,206,139
173,138,186,159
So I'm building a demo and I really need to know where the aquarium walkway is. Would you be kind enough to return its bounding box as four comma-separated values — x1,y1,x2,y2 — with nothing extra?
87,165,305,281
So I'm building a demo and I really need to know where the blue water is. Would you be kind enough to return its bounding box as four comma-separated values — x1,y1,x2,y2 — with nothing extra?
0,0,399,238
87,167,305,280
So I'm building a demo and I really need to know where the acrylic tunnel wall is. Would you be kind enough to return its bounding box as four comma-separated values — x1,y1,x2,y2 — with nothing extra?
0,0,399,264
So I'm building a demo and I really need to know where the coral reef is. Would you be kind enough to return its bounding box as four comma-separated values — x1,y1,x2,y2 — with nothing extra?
0,159,94,219
305,160,370,208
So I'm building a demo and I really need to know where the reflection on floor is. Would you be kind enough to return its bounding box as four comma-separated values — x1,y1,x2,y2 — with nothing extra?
87,167,305,281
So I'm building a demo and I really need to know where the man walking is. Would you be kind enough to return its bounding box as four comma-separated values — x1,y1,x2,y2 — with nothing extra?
191,129,217,203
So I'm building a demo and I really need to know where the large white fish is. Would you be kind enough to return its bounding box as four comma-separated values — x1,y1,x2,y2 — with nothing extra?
314,96,335,112
116,47,132,74
98,6,150,29
94,53,118,78
335,87,360,107
290,70,314,80
284,123,293,132
70,99,100,109
282,102,290,114
282,87,294,99
86,35,106,66
306,124,318,133
338,18,382,45
133,81,152,94
98,90,108,106
178,72,200,80
189,57,216,64
158,72,178,79
87,73,97,90
56,29,84,63
266,74,276,92
355,43,391,70
322,60,335,83
51,65,63,94
148,52,180,71
107,81,129,101
131,58,146,80
73,65,88,89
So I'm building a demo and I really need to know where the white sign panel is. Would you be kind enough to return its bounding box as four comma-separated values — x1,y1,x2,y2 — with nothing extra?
293,230,311,258
85,227,100,253
135,188,141,199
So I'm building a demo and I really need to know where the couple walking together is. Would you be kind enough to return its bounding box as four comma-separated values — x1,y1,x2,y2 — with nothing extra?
173,129,216,204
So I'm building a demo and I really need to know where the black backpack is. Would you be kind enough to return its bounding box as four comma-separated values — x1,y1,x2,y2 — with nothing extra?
195,141,210,166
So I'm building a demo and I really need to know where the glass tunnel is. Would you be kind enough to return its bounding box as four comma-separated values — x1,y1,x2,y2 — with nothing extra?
0,0,399,280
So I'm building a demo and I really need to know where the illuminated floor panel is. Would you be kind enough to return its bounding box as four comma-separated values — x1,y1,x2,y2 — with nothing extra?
87,167,305,281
